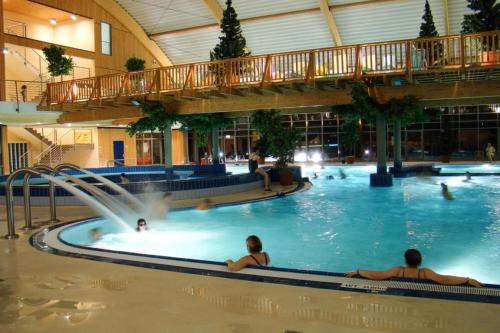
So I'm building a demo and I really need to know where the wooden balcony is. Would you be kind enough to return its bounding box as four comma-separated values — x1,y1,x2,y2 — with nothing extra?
41,31,500,122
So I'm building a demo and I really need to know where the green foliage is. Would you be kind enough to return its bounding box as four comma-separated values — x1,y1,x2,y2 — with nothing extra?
386,95,425,125
255,135,271,158
210,0,250,61
250,109,302,170
461,0,499,33
340,119,360,156
179,114,232,149
126,101,179,135
42,44,74,78
419,0,439,38
125,57,146,72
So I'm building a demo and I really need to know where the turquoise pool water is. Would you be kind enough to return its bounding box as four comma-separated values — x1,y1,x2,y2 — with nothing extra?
435,163,500,174
60,165,500,284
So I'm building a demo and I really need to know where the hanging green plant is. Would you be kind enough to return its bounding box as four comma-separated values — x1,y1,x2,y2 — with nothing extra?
178,114,232,150
127,101,180,135
42,44,74,80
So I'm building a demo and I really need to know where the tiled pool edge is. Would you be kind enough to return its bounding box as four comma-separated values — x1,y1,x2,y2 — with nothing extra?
31,217,500,305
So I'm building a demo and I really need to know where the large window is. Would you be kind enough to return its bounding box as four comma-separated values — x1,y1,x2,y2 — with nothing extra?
101,22,111,55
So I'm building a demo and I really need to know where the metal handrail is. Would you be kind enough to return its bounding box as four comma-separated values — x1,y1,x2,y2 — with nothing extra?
4,168,41,239
49,163,81,223
22,165,53,230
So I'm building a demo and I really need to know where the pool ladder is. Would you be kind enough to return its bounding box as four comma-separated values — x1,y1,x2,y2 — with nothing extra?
3,163,80,239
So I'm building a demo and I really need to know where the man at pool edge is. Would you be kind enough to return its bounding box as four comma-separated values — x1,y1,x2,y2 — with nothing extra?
225,235,270,271
345,249,482,287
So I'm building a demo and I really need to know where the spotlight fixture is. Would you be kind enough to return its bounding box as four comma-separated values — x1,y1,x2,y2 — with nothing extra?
49,18,57,25
2,48,8,55
70,14,77,21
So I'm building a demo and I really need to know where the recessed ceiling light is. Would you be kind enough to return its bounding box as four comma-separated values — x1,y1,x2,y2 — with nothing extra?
49,18,57,25
70,14,77,21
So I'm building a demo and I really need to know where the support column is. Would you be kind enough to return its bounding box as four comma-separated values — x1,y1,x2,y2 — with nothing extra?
183,130,189,164
393,118,402,170
163,123,173,178
370,112,393,187
0,125,9,175
0,0,6,101
211,127,219,164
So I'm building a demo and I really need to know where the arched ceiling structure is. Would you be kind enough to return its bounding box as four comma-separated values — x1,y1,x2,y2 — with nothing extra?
116,0,474,65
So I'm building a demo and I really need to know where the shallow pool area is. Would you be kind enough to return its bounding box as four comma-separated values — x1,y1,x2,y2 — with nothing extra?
57,165,500,285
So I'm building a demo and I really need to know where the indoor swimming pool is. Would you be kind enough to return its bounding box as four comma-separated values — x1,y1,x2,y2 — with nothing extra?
56,165,500,284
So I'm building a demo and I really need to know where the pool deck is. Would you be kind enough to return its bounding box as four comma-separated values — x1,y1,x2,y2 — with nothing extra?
1,180,500,332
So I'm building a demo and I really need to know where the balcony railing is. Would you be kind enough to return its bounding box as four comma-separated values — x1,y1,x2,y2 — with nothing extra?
44,30,500,106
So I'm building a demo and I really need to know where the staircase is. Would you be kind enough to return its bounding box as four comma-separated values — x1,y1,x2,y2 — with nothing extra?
38,143,94,166
24,128,53,146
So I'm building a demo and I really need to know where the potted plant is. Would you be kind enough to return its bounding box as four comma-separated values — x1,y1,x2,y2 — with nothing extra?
268,126,302,186
255,135,270,164
439,116,454,163
178,114,232,164
42,44,74,82
125,57,146,72
415,0,443,68
461,0,500,65
210,0,250,85
340,118,359,164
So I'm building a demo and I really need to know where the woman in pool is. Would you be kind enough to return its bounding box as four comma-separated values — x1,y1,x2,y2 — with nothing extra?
225,235,270,271
345,249,482,287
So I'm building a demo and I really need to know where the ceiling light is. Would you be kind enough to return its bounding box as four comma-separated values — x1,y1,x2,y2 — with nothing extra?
70,14,77,21
49,18,57,25
2,48,8,55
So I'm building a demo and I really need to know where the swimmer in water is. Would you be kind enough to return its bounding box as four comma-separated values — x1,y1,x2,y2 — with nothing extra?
339,169,347,179
136,218,148,232
312,172,319,179
441,183,453,200
89,228,102,241
196,198,213,210
464,171,472,182
326,175,334,180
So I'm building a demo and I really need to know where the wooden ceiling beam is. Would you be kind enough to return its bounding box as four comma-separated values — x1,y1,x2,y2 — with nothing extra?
318,0,342,46
150,0,399,38
201,0,223,24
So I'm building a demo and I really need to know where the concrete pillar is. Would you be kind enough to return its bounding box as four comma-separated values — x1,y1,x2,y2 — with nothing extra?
393,118,402,170
212,127,219,164
376,113,387,174
370,112,393,187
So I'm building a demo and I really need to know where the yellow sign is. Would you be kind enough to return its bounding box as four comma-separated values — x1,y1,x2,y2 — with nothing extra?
74,130,92,144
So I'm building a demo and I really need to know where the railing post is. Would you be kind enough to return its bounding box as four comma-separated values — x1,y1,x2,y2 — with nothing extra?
406,40,413,82
261,55,272,86
354,45,362,80
183,65,195,90
460,34,466,70
156,68,161,97
96,77,101,101
226,60,233,87
305,51,316,84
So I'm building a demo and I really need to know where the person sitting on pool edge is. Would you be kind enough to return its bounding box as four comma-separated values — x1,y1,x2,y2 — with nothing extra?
136,218,148,232
345,248,482,287
225,235,270,272
249,147,271,191
441,183,453,200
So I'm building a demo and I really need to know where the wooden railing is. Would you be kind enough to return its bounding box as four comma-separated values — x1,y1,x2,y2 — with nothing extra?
44,30,500,106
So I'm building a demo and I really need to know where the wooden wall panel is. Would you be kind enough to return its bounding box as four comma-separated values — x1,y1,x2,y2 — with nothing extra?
0,126,9,175
0,0,6,101
97,128,137,166
28,0,167,75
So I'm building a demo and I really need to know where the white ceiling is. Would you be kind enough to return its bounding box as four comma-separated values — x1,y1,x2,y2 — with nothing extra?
115,0,474,65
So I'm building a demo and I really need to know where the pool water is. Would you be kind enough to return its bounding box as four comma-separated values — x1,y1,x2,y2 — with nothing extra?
435,163,500,174
60,165,500,284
